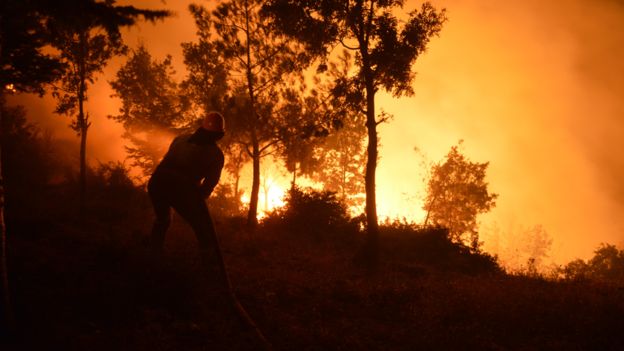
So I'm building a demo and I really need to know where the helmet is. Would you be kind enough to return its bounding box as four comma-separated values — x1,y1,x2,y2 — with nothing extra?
202,111,225,132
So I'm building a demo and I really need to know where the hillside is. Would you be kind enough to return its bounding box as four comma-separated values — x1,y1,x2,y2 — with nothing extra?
2,211,624,351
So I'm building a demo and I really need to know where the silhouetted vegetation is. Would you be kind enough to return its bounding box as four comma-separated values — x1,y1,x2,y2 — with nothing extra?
262,186,359,243
48,0,170,217
1,0,67,330
379,220,501,275
2,187,623,349
264,0,448,266
560,243,624,286
423,141,498,250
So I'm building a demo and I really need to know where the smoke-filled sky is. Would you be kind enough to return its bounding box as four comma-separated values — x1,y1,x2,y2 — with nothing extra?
9,0,624,264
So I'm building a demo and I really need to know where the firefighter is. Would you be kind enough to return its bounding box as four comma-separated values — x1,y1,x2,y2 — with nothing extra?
147,111,225,262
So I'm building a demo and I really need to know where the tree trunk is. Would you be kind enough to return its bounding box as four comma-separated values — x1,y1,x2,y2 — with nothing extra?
243,0,260,231
234,170,240,203
247,135,260,229
79,112,87,219
291,162,297,189
0,92,15,334
362,81,379,267
356,44,379,268
78,32,88,221
262,174,268,213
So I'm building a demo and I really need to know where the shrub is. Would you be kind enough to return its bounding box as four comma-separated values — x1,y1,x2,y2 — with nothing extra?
88,162,149,226
379,219,501,274
560,243,624,286
262,186,359,242
209,183,245,219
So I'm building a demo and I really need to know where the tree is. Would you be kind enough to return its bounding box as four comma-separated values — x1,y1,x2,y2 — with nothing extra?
315,114,366,208
263,0,447,265
423,142,498,250
588,244,624,283
0,0,65,332
312,51,367,208
48,0,169,217
109,44,189,179
186,0,303,230
561,243,624,285
275,84,335,187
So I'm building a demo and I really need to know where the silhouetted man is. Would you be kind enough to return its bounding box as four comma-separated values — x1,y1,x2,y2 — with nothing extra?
147,111,225,262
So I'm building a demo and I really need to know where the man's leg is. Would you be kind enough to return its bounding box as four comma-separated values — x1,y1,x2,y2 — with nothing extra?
172,191,232,292
148,180,172,253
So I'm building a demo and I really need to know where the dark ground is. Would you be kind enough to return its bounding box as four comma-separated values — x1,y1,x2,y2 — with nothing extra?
2,212,624,351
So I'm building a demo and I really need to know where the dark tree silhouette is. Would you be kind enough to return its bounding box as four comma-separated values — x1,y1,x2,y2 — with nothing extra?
315,113,366,208
48,0,169,218
186,0,303,230
276,84,334,187
263,0,447,266
109,44,190,179
0,0,64,332
561,244,624,285
423,142,498,250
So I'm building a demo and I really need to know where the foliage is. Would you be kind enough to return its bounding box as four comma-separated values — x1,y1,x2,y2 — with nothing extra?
379,219,501,274
560,243,624,285
49,0,170,131
262,186,358,242
88,161,148,227
0,0,64,95
423,142,498,250
109,44,189,178
180,18,229,116
1,0,66,329
263,1,447,99
209,184,245,219
313,54,367,207
275,86,329,183
0,103,63,221
298,51,366,207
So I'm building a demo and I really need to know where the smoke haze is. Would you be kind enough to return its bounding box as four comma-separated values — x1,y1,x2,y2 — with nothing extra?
379,0,624,263
7,0,624,263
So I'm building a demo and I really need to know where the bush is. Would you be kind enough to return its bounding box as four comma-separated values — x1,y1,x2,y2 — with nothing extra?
88,161,149,226
559,243,624,286
209,183,245,219
379,219,501,275
261,186,359,243
1,104,65,223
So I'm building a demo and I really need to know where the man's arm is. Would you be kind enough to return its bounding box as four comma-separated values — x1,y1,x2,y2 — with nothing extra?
200,149,225,198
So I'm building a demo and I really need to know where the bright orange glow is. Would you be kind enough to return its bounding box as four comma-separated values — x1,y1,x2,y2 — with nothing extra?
258,179,287,218
5,83,17,93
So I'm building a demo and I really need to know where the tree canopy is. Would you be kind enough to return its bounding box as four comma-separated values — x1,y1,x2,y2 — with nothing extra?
0,0,64,95
423,142,498,250
263,0,447,265
109,44,189,178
